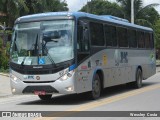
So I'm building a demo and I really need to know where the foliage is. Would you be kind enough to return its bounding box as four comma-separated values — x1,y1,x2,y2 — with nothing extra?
20,0,68,16
0,37,9,71
0,0,28,27
0,0,69,27
117,0,159,27
154,19,160,49
80,0,124,18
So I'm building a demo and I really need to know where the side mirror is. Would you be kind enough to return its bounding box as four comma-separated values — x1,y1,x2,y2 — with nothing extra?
51,31,61,39
43,31,61,43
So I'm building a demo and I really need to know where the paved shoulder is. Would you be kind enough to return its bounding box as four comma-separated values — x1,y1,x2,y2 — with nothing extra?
0,75,11,97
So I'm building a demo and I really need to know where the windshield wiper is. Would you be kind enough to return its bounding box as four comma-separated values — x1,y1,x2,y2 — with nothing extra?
42,42,56,66
21,57,26,66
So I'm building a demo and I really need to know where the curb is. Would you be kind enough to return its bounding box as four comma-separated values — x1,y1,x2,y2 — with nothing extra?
0,94,12,98
0,73,9,77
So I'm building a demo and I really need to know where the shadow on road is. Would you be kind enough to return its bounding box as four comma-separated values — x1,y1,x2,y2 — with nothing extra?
18,81,157,106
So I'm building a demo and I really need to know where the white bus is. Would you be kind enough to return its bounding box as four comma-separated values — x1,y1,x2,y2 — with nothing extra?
10,12,156,100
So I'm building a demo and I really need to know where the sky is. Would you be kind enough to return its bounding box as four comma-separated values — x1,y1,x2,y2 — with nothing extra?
66,0,160,13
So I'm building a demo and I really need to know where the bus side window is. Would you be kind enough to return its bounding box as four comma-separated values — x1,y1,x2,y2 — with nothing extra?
77,25,83,51
150,33,154,49
77,21,90,63
105,24,117,47
83,28,89,51
117,27,128,47
77,21,89,52
145,32,150,48
138,31,145,48
90,22,105,46
105,25,112,46
128,29,137,48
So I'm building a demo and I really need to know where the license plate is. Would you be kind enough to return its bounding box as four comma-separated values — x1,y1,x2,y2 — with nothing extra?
34,91,46,95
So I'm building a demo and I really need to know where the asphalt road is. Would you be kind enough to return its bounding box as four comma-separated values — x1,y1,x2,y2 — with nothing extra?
0,69,160,120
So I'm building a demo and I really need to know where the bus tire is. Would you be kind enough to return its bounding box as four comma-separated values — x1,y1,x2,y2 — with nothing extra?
89,73,101,100
38,95,52,100
134,68,142,88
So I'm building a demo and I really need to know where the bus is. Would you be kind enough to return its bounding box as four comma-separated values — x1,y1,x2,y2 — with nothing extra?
10,12,156,100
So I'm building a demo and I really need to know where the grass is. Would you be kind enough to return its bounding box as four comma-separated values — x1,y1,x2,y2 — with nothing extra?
0,68,9,73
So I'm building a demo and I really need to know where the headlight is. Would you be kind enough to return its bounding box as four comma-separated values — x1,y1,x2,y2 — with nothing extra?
10,74,18,81
60,71,74,81
61,74,68,81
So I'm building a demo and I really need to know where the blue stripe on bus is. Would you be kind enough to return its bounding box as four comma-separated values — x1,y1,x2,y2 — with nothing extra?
69,64,77,71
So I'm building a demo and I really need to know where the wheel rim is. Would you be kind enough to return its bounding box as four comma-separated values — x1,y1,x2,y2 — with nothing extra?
137,71,142,88
92,75,100,98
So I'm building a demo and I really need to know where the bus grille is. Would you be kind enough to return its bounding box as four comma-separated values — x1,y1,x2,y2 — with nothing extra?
22,86,59,93
23,81,55,83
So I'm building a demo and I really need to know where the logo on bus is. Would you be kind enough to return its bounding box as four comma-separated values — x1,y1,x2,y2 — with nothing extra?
120,52,128,63
115,50,128,66
36,76,40,80
23,75,34,79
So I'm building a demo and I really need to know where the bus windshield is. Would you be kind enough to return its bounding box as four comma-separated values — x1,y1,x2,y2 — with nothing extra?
10,20,74,65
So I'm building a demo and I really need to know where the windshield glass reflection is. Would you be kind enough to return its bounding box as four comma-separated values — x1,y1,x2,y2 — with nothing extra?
10,20,74,65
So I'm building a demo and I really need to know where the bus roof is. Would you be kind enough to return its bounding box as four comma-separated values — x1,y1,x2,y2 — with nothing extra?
15,12,153,32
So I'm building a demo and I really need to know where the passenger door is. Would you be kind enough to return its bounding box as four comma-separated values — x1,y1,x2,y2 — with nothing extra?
76,20,92,93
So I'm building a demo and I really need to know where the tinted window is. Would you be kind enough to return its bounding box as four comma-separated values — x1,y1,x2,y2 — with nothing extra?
77,25,83,51
77,25,89,52
105,25,117,47
145,33,150,48
117,27,128,47
90,22,105,46
137,31,145,48
150,33,154,48
128,29,137,48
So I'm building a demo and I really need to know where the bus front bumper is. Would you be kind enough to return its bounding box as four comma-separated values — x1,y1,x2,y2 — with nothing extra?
10,74,76,95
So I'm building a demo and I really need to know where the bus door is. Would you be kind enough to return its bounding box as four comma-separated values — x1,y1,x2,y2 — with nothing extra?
76,20,92,93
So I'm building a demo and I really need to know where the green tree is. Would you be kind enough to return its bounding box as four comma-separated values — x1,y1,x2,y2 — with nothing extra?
0,37,9,70
154,19,160,49
20,0,68,16
117,0,159,27
0,0,69,27
0,0,28,27
80,0,124,18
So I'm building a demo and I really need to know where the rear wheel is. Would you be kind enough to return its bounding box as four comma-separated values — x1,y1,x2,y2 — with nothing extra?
134,69,142,88
126,68,142,88
38,95,52,100
89,74,101,100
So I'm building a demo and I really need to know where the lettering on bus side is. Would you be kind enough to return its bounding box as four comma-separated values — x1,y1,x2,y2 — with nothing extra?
120,52,128,63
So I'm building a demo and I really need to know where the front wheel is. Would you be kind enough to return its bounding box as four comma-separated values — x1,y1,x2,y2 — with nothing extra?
89,74,101,100
38,95,52,100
